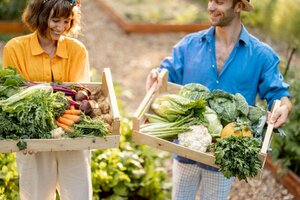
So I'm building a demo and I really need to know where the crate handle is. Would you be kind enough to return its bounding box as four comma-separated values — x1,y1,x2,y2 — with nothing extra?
102,68,120,120
133,69,168,119
260,100,281,154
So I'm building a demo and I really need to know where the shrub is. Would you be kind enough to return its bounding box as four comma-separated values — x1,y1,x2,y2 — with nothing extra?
271,79,300,176
92,118,171,200
0,0,28,21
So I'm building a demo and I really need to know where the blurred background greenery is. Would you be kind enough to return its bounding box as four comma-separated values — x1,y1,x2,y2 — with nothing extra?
0,0,299,199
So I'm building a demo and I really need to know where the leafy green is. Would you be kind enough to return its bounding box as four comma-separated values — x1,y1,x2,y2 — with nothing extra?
151,94,206,122
247,106,266,124
51,91,70,118
203,106,223,137
208,90,251,125
208,90,238,123
0,84,57,139
0,67,26,100
234,93,249,116
179,83,211,100
69,115,109,138
214,136,262,182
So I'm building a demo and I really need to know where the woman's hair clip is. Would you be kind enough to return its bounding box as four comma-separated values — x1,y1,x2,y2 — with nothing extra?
67,0,79,6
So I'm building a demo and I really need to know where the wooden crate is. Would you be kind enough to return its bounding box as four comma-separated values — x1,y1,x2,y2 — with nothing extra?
132,70,280,169
0,68,120,153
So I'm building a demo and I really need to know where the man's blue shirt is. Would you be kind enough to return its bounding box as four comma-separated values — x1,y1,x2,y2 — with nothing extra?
158,25,290,169
159,26,290,108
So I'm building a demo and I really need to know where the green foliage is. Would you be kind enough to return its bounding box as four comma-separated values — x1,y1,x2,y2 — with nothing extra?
270,0,300,49
242,0,300,51
0,0,28,21
271,80,300,176
241,0,276,31
92,118,171,200
0,153,19,199
214,136,262,182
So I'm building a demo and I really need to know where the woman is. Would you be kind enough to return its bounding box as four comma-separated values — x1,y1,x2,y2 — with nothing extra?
3,0,91,199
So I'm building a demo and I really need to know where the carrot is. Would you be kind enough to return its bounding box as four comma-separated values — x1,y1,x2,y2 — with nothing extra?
61,114,81,123
64,109,81,115
70,105,75,110
55,120,74,133
57,116,75,127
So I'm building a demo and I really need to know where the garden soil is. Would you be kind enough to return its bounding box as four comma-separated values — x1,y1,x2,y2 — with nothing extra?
0,0,296,199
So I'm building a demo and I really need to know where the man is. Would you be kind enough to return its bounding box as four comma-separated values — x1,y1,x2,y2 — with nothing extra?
146,0,292,199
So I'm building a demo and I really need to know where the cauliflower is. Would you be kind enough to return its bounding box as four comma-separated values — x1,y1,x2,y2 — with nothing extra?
51,127,65,139
178,125,212,152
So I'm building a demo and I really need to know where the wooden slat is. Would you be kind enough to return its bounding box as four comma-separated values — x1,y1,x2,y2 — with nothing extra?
260,100,281,154
102,68,120,134
133,131,218,167
132,69,168,131
0,136,120,153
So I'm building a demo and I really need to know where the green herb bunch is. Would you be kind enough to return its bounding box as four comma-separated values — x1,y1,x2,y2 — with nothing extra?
214,136,262,182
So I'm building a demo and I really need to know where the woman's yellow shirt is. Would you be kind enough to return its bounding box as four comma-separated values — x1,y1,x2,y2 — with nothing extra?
3,31,90,82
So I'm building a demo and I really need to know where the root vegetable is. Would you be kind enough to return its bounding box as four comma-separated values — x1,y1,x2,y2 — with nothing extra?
90,88,103,100
75,90,89,101
101,114,113,125
64,109,81,115
61,114,81,123
91,108,102,117
88,100,99,109
55,120,73,133
99,101,110,114
57,116,75,127
79,100,93,114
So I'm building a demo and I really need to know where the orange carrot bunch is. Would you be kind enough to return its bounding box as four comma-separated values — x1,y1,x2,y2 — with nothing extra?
55,105,82,132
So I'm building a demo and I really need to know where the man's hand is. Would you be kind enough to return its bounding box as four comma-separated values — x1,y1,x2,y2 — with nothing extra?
268,97,292,128
145,69,163,92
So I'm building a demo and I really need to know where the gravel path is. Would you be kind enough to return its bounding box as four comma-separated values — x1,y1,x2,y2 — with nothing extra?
0,0,296,199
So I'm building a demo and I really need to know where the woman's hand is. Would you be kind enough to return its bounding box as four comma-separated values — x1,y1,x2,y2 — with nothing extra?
22,150,35,155
145,69,163,92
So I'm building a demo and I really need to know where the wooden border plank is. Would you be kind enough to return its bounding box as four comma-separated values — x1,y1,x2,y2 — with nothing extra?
0,21,28,34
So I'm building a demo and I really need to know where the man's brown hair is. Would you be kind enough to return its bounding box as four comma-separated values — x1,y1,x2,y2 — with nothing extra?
22,0,81,37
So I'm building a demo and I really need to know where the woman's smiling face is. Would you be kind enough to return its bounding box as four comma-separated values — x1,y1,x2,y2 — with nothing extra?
46,14,72,41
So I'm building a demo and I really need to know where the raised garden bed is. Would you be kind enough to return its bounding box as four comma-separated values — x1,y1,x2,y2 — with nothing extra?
94,0,210,33
0,21,28,34
265,154,300,199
